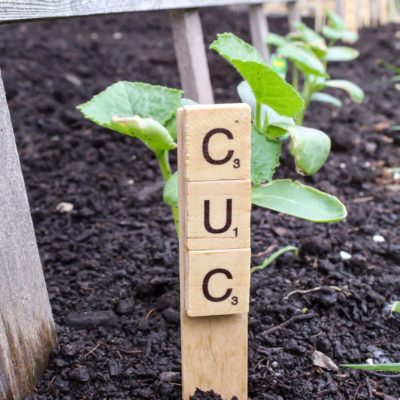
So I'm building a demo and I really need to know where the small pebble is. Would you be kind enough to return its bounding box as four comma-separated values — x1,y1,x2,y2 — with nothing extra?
56,202,74,213
339,163,346,169
113,32,123,39
340,251,352,260
373,234,385,243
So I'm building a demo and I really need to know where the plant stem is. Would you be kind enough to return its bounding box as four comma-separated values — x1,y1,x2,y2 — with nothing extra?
292,66,299,92
155,150,172,181
297,77,314,125
155,150,179,234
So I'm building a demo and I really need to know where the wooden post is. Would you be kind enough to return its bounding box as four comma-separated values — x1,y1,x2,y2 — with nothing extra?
287,0,301,31
343,0,358,31
170,10,214,104
379,0,389,23
0,70,56,400
336,0,345,17
178,104,251,399
248,4,270,62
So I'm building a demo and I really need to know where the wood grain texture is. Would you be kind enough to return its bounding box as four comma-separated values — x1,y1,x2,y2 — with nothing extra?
248,4,270,62
185,180,251,251
182,104,251,182
186,248,250,316
170,10,214,104
0,0,264,22
178,107,249,399
0,71,56,400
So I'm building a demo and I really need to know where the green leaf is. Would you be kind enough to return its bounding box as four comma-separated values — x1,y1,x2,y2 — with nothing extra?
311,92,342,107
326,46,359,62
237,81,295,137
322,26,358,43
210,33,304,118
111,116,176,152
251,246,299,273
251,127,282,184
78,81,183,127
326,10,345,31
165,98,197,141
265,33,288,48
252,180,347,222
288,126,331,175
163,171,178,208
278,43,327,77
323,79,364,103
295,22,327,57
342,363,400,373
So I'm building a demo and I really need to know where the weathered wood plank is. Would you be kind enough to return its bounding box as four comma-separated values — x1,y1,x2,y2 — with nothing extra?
0,0,264,23
0,70,56,400
170,10,214,104
248,4,270,62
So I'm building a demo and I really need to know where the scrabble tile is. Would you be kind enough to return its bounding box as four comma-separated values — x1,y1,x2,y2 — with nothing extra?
185,179,251,251
185,248,250,317
182,104,251,182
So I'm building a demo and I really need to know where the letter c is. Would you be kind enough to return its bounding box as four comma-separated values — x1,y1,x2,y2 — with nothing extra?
202,268,233,302
202,128,234,165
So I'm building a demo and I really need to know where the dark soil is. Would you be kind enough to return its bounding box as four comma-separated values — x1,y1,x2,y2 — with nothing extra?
0,7,399,400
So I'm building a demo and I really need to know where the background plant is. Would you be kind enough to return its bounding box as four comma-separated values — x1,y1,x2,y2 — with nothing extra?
266,10,364,125
78,33,347,270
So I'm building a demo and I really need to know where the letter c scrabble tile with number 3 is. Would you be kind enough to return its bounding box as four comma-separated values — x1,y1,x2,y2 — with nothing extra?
181,104,251,182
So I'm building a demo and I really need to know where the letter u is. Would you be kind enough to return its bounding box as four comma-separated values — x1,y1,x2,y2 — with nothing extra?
204,199,232,234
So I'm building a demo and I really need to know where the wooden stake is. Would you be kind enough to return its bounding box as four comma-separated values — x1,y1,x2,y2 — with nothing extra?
0,70,56,400
170,10,214,104
287,0,301,31
344,0,358,32
248,4,270,62
178,104,251,399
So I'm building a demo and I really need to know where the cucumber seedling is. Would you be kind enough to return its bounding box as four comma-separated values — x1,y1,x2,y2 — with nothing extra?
78,33,347,271
266,10,364,125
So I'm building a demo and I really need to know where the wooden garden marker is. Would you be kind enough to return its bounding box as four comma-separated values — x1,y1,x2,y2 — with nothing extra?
0,70,56,400
178,104,251,399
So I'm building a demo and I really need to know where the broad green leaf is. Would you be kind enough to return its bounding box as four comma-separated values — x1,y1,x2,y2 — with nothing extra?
288,126,331,175
295,22,327,57
251,127,282,184
326,46,359,62
342,363,400,373
252,180,347,222
326,10,345,31
278,43,327,77
265,33,287,48
322,26,358,43
111,116,176,152
311,92,342,107
210,33,304,118
237,81,294,137
78,81,183,127
323,79,364,103
165,98,197,141
163,172,178,208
